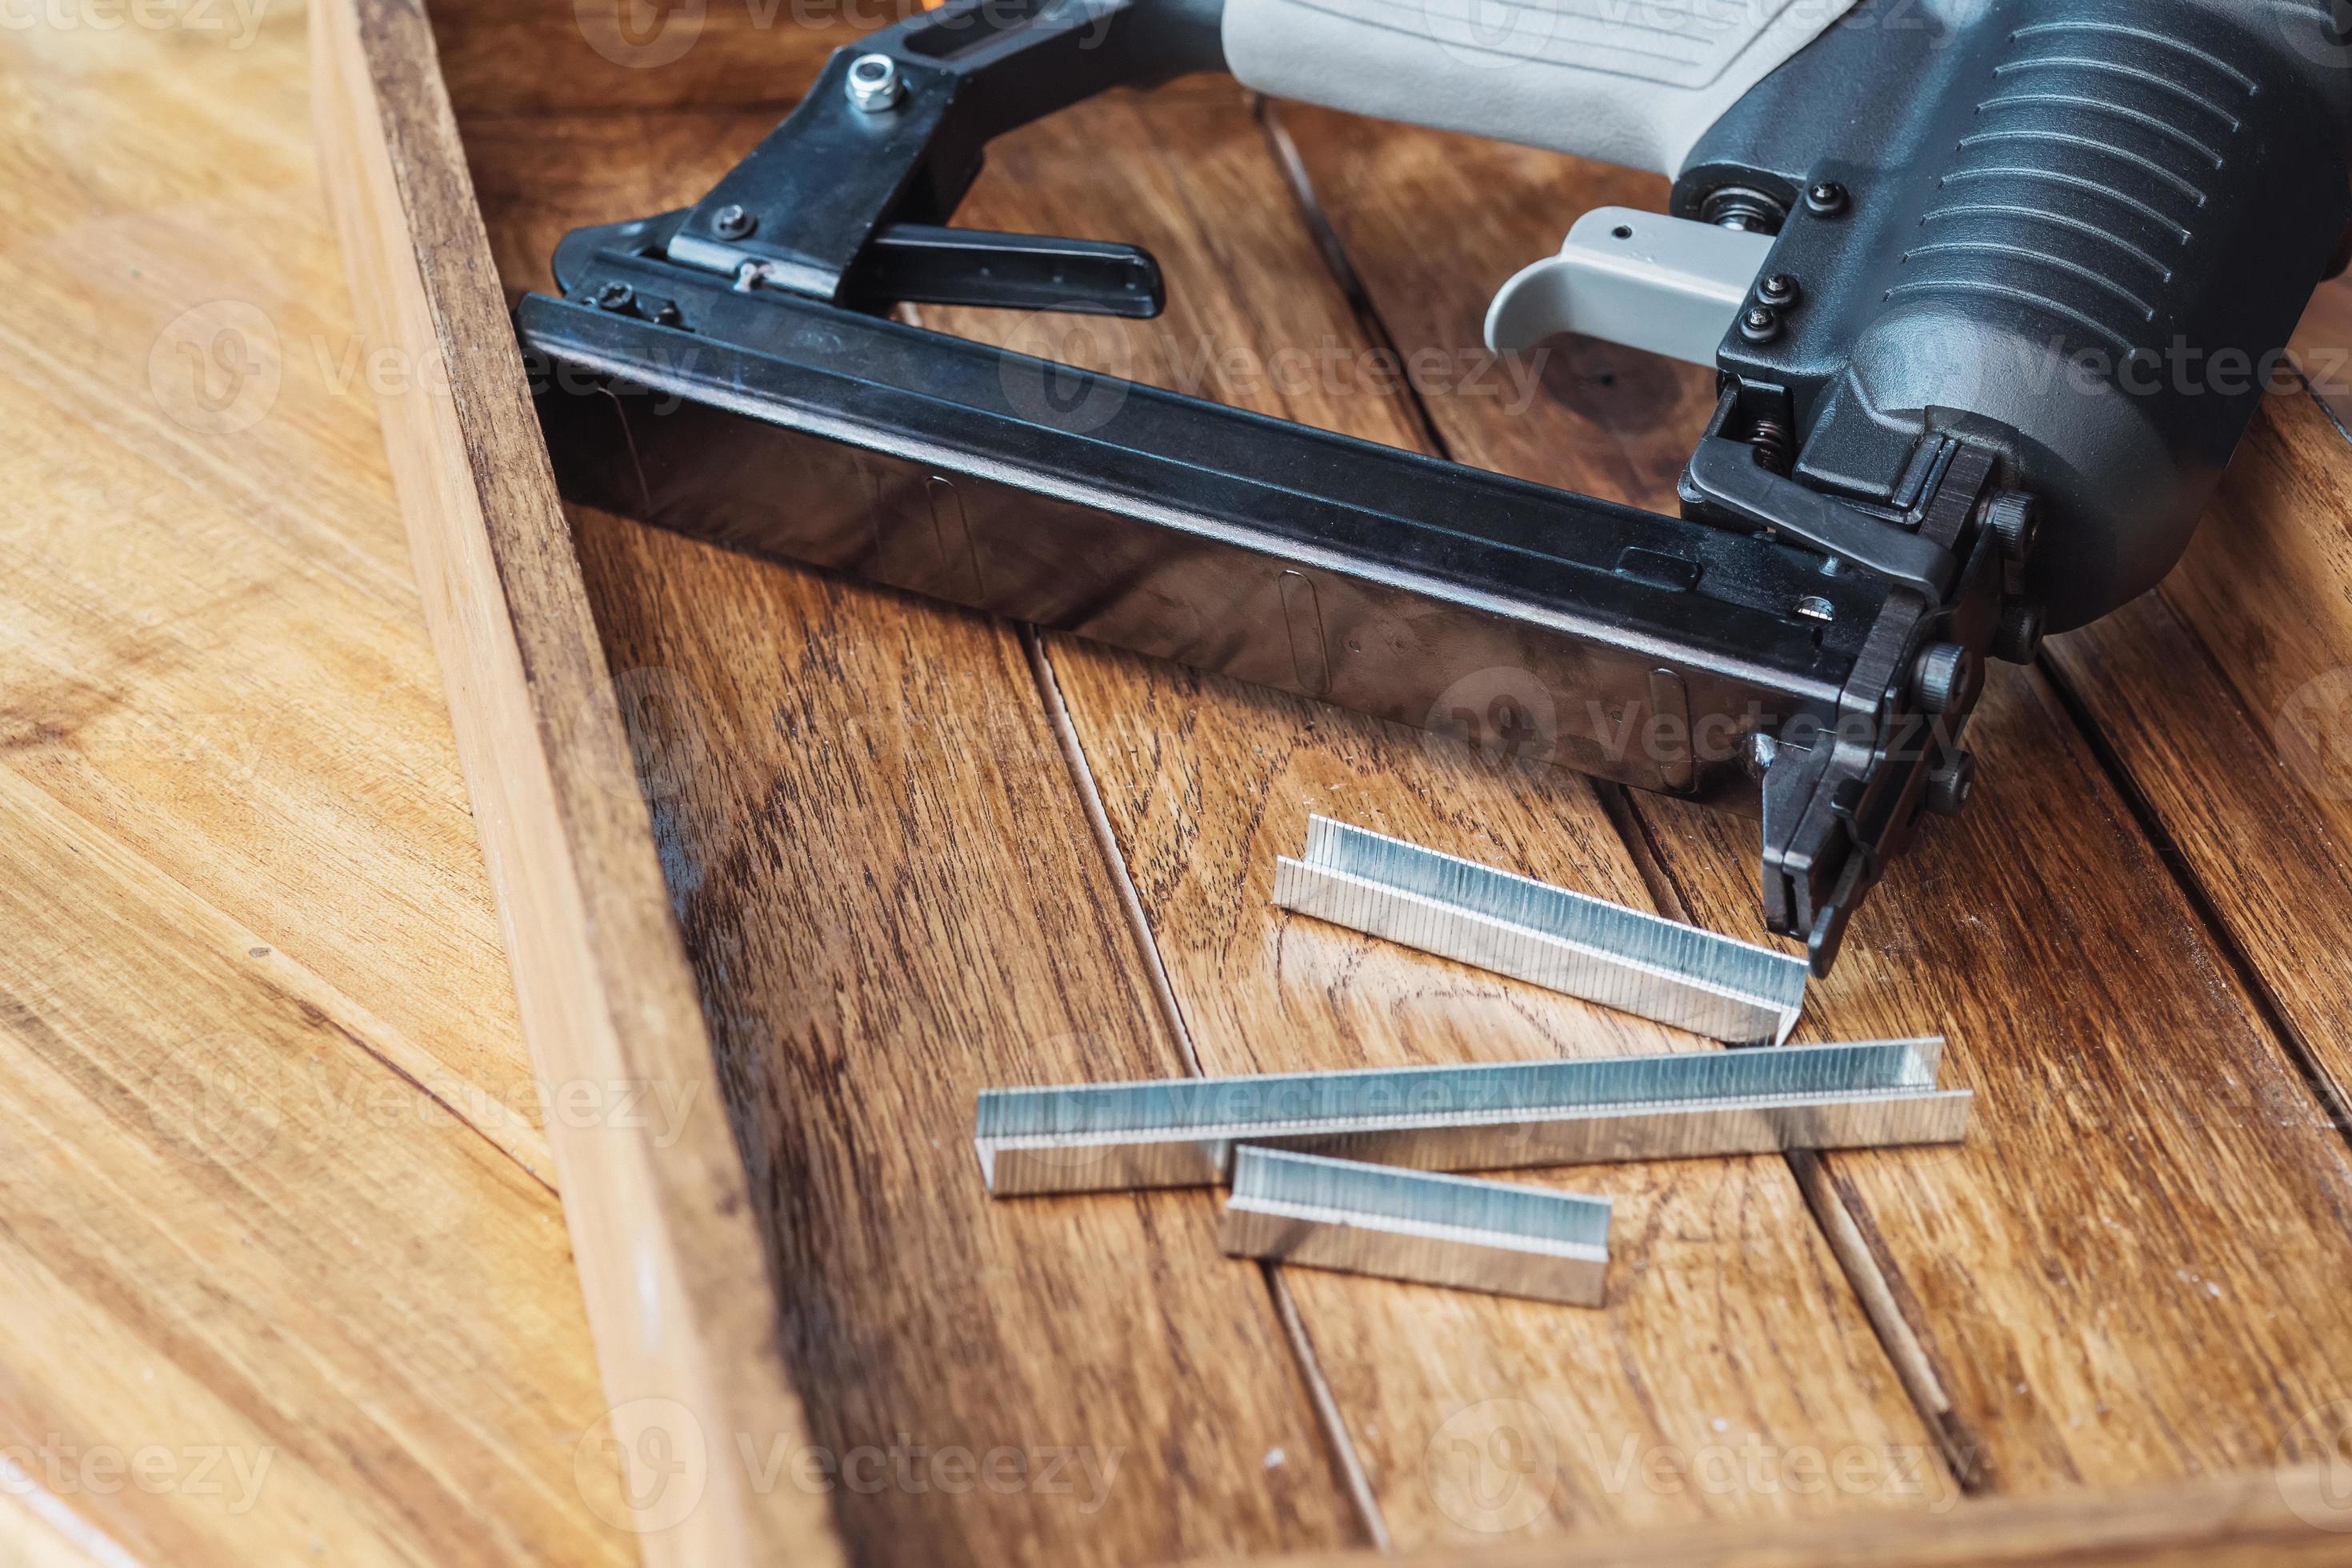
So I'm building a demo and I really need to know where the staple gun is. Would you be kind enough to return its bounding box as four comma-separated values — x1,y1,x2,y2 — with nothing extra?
518,0,2352,973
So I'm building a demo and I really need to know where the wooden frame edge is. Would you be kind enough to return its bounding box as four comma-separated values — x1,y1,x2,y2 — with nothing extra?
307,2,847,1562
1214,1464,2352,1566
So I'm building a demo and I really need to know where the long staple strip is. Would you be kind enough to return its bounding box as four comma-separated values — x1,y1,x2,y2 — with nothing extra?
1272,816,1807,1044
1220,1147,1612,1306
975,1038,1968,1196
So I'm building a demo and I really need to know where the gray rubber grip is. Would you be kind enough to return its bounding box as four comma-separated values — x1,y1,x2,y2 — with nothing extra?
1223,0,1857,175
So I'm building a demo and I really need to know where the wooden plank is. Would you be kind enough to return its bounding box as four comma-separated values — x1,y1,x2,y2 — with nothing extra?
0,10,626,1562
930,86,1953,1547
1225,1465,2352,1567
570,509,1362,1567
311,0,849,1558
430,0,864,117
2044,391,2352,1115
0,765,622,1566
1266,101,2352,1491
456,86,1365,1568
0,0,545,1178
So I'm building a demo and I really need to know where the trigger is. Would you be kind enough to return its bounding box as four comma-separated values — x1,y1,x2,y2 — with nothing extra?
1484,207,1773,366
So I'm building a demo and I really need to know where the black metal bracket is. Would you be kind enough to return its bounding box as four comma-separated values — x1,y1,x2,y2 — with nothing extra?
518,0,2022,974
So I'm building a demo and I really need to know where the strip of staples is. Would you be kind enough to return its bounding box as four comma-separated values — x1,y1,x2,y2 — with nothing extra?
1221,1147,1611,1306
976,1038,1966,1195
1272,816,1806,1044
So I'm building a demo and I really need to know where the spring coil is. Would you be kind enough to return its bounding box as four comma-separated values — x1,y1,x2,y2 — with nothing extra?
1750,418,1794,474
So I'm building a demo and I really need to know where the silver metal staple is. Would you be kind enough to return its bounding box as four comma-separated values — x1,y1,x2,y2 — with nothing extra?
1272,817,1807,1044
975,1038,1968,1196
1221,1148,1612,1306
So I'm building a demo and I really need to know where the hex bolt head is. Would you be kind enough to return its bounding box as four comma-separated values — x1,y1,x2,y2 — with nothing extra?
846,53,903,113
593,281,634,310
1980,489,2041,564
1740,305,1784,345
1993,598,2046,665
1804,180,1850,218
1926,751,1977,818
1912,642,1978,715
711,203,756,240
1756,273,1802,309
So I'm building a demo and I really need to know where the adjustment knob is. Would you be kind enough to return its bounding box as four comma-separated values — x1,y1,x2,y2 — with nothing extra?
1912,643,1978,715
1926,752,1976,818
1993,598,2046,664
1980,490,2040,564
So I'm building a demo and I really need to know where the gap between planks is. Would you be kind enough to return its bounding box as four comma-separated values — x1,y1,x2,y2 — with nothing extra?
1020,623,1397,1550
2019,366,2352,1158
1242,93,2074,1500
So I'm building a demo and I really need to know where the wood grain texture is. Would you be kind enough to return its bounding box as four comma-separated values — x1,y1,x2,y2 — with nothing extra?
570,508,1360,1568
456,71,1366,1568
933,87,1950,1548
431,0,862,116
0,7,628,1563
1260,101,2352,1494
313,0,848,1559
1225,1466,2352,1567
2046,391,2352,1117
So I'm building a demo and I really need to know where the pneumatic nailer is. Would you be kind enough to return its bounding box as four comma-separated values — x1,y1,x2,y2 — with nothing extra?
518,0,2352,973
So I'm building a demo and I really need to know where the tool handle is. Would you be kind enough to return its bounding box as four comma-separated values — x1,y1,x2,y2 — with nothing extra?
1219,0,1852,174
1681,0,2352,630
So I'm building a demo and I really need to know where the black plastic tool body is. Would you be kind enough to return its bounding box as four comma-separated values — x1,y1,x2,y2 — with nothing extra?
1681,0,2352,630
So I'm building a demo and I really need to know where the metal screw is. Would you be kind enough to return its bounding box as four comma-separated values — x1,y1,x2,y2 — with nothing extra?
846,53,903,113
1741,305,1783,345
1756,273,1802,309
1926,751,1976,817
593,281,634,310
711,204,756,240
1794,594,1835,623
1912,642,1977,715
1979,489,2040,564
1804,180,1850,218
1993,598,2046,665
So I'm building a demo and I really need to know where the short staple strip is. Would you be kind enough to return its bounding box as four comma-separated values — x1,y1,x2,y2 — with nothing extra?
1272,817,1806,1043
1221,1148,1612,1306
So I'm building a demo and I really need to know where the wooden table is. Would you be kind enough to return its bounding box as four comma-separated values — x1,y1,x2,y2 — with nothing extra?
11,2,2352,1562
